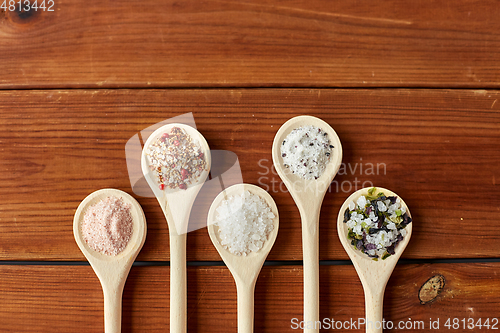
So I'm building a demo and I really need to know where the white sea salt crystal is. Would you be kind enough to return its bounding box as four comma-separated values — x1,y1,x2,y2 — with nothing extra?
364,218,374,227
357,196,367,208
214,190,275,256
377,201,387,212
347,220,356,229
249,242,259,252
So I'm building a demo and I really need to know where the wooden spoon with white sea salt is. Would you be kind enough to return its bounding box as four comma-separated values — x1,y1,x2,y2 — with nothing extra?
337,187,412,333
73,188,147,333
207,184,279,333
272,115,342,332
141,123,211,333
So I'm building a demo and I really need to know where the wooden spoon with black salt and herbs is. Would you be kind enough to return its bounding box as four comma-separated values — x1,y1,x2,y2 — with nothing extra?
337,187,412,333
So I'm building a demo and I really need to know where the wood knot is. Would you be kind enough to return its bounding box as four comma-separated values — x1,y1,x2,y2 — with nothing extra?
419,274,445,304
5,2,40,25
17,7,36,20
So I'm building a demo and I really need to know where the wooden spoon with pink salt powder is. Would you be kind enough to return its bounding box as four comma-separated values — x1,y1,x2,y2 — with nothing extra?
74,188,147,333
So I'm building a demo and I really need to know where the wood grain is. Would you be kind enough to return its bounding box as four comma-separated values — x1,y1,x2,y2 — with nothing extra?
0,89,499,261
1,0,500,89
0,263,498,332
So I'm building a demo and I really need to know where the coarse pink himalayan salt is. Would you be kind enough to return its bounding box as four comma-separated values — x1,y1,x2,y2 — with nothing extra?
82,196,133,256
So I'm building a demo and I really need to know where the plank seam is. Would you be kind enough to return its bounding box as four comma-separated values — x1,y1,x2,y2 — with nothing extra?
1,258,500,266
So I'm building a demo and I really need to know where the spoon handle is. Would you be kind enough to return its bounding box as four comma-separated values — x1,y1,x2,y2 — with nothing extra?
170,233,187,333
236,281,256,333
364,287,384,333
103,284,123,333
301,213,320,333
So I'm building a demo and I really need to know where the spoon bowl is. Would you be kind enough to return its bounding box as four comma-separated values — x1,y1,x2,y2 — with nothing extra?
272,115,342,332
141,123,211,333
207,184,279,333
337,187,412,333
73,188,147,333
272,115,343,198
141,123,211,235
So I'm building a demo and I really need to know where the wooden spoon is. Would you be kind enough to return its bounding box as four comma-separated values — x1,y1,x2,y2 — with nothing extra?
73,188,147,333
272,115,342,332
207,184,279,333
141,123,211,333
337,187,412,333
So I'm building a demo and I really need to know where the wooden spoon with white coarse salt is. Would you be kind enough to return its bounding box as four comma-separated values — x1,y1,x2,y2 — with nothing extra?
141,123,211,333
73,188,147,333
337,187,412,333
272,115,342,333
207,184,279,333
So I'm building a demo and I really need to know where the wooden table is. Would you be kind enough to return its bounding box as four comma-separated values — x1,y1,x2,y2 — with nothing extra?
1,1,499,332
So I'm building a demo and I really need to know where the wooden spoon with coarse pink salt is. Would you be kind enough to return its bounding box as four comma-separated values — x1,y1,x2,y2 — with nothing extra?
141,123,211,333
73,188,147,333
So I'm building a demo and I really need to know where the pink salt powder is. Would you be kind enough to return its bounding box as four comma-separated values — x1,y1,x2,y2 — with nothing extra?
82,196,133,256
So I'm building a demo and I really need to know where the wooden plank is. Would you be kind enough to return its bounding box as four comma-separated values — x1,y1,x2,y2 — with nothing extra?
0,89,499,261
1,1,500,89
0,263,499,332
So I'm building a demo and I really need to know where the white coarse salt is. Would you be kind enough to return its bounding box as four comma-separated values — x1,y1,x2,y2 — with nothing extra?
81,196,133,256
280,125,332,180
214,190,275,256
357,196,367,209
377,201,387,212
